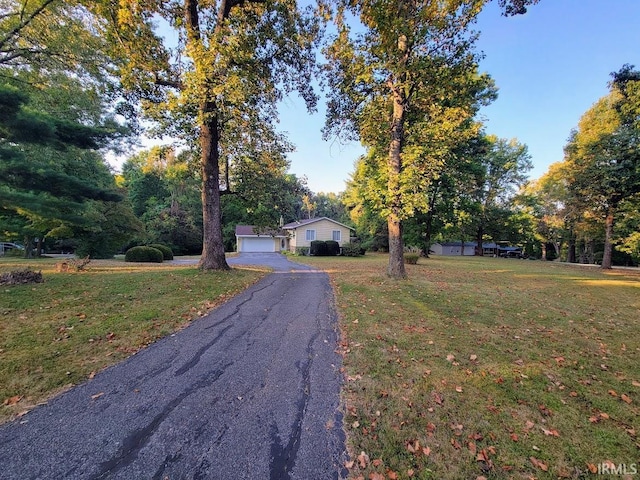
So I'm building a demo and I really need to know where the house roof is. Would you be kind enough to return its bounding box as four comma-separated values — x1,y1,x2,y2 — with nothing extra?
433,242,477,247
235,225,286,237
282,217,354,231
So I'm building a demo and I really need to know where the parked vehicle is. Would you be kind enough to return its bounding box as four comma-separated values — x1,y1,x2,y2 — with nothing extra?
499,250,525,259
0,242,25,256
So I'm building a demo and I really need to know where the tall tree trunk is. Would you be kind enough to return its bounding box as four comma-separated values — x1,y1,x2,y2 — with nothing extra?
567,228,576,263
475,224,484,256
185,0,229,270
198,106,230,270
601,209,615,269
387,89,406,279
422,184,439,257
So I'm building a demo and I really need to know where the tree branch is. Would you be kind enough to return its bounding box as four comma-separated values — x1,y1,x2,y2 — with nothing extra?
153,73,183,90
0,0,57,52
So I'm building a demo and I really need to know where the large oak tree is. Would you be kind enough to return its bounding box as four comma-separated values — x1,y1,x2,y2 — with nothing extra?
324,0,499,278
94,0,322,270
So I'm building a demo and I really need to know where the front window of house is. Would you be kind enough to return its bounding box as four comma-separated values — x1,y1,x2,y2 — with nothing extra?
332,230,341,242
305,229,316,241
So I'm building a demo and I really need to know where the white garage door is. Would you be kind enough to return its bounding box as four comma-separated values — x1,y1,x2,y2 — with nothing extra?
241,237,276,252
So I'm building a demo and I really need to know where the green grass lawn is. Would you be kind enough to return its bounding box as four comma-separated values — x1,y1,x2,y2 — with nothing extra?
0,256,266,424
295,254,640,480
2,253,638,479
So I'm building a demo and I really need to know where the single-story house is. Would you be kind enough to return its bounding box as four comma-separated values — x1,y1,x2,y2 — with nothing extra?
235,217,354,253
235,225,287,253
430,242,476,256
282,217,354,252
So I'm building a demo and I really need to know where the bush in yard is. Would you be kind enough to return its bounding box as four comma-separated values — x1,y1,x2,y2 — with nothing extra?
148,243,174,261
0,269,43,286
125,246,164,263
295,247,310,256
404,253,419,265
325,240,340,256
340,242,364,257
310,240,328,256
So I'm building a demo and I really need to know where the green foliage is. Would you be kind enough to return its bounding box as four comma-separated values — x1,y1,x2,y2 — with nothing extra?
124,246,163,263
148,244,174,261
325,240,340,256
340,242,364,257
295,247,310,256
310,240,329,256
561,66,640,268
403,253,419,265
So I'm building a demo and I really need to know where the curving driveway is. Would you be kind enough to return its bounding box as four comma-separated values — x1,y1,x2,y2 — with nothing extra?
0,253,347,479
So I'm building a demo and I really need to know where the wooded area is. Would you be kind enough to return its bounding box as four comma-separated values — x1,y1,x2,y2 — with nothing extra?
1,0,638,273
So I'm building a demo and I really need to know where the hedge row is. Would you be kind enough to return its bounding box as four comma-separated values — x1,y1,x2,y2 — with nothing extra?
124,244,175,263
307,241,365,257
310,240,341,256
125,246,164,263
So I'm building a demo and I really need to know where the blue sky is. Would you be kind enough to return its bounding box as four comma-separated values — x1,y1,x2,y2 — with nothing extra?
281,0,640,193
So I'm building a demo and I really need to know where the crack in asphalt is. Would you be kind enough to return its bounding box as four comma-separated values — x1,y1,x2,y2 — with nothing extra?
269,315,320,480
174,278,280,377
174,324,233,376
90,365,229,480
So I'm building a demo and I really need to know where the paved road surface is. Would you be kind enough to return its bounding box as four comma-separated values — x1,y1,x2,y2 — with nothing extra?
0,254,347,479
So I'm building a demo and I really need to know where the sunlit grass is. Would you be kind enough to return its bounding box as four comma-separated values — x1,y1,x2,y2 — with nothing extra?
296,254,640,480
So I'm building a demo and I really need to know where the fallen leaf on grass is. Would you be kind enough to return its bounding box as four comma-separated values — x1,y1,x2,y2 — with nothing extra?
541,427,560,437
538,404,552,416
621,393,632,404
632,380,640,387
387,471,398,480
3,395,21,406
587,463,598,474
372,459,383,467
406,440,420,453
530,457,548,471
358,451,369,469
455,386,463,393
368,473,384,480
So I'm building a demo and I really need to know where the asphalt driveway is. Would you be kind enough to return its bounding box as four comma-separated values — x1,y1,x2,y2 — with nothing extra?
0,253,347,479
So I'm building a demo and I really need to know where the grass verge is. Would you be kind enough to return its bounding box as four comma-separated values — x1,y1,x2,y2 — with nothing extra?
0,256,266,424
296,254,640,480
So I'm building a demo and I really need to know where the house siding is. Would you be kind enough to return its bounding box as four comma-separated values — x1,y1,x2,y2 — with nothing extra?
431,242,476,256
288,219,351,250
